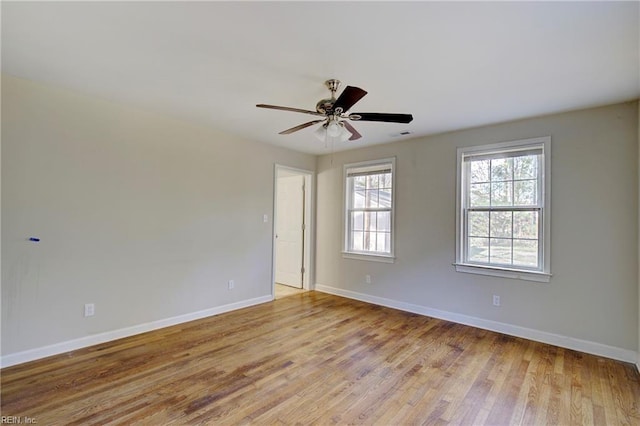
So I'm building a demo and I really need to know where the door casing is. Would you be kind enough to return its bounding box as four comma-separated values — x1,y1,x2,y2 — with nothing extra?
272,165,314,297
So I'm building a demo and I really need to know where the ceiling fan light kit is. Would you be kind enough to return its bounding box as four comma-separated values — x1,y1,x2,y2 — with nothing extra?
257,79,413,143
314,120,351,142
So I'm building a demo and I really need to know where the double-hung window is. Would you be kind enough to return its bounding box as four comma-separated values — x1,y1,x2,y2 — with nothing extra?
456,137,551,282
344,158,395,262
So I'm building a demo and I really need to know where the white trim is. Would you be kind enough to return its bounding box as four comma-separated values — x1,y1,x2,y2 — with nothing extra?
343,157,396,259
315,284,637,364
0,295,273,368
459,137,550,157
454,263,551,282
342,252,395,264
272,164,315,294
455,136,552,281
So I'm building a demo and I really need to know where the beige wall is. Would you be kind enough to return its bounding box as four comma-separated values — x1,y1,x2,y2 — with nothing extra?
1,75,315,357
316,101,639,355
2,73,638,365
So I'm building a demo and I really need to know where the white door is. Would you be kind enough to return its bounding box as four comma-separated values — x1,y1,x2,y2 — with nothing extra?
275,174,305,288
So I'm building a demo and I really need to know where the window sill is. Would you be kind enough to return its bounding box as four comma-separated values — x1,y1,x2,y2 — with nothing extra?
453,263,551,282
343,252,396,264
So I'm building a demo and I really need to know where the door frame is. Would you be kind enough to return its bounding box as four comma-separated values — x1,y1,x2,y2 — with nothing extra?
272,164,314,298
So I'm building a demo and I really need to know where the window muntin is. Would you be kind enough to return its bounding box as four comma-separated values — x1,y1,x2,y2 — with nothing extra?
457,138,550,280
344,158,395,259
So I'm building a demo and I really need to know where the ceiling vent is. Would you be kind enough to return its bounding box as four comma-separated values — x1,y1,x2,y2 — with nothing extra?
390,131,412,137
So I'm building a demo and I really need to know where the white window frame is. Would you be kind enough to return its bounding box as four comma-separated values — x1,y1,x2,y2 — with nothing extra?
343,157,396,263
455,137,551,282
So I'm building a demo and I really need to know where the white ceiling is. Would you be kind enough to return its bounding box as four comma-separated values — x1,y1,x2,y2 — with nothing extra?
2,2,639,155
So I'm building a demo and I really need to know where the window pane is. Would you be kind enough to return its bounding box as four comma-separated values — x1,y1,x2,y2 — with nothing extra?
351,211,364,231
353,190,365,208
377,211,391,232
514,180,537,206
490,211,512,238
364,212,376,231
514,155,538,180
513,239,538,267
470,183,490,207
489,238,512,264
352,231,364,251
491,158,513,182
468,211,489,237
378,188,392,208
366,174,379,189
491,181,512,206
513,211,538,239
468,237,489,263
376,232,390,252
380,173,392,189
364,231,375,251
365,189,379,208
354,176,366,190
470,160,490,183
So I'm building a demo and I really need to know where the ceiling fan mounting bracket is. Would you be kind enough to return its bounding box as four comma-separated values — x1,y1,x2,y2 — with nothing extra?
325,79,340,94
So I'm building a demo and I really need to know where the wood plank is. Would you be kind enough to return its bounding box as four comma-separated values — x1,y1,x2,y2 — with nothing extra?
2,292,639,425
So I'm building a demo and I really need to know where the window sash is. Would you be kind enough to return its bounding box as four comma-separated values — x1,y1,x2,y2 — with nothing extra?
347,207,392,254
463,153,543,210
463,207,543,271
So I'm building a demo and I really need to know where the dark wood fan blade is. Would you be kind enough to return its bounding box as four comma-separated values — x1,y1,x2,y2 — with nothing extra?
349,112,413,123
279,120,325,135
257,104,325,117
343,121,362,141
332,86,368,113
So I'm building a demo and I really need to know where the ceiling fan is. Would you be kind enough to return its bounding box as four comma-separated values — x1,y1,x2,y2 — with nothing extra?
256,79,413,141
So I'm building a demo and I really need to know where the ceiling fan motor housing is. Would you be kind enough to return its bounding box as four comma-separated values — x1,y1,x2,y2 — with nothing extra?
315,79,341,114
315,98,335,115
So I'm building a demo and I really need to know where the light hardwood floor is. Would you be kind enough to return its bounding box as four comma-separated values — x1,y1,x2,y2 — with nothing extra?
2,291,639,425
275,283,306,299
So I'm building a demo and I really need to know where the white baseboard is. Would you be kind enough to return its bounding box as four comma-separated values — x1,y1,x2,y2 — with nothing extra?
1,295,273,368
315,284,638,364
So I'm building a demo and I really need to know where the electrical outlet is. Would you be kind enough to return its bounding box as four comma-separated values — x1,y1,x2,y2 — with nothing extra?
365,274,371,284
84,303,95,317
228,280,235,290
492,295,501,307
